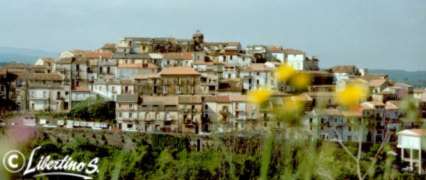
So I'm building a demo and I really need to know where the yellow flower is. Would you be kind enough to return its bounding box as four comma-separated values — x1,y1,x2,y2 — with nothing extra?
248,87,272,105
282,96,304,114
336,83,368,109
290,72,311,90
276,96,305,127
275,63,296,83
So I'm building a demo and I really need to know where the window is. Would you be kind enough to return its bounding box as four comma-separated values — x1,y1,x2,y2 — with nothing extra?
129,112,133,118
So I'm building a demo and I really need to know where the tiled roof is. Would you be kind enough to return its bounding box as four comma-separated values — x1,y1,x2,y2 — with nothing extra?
56,58,87,64
178,95,202,104
0,69,6,76
204,96,230,103
368,79,387,87
112,53,151,59
229,95,247,102
118,63,158,69
243,63,273,72
116,94,139,103
159,67,200,76
28,73,64,81
398,129,426,137
385,101,400,110
80,51,113,59
134,74,161,80
73,86,91,92
342,110,362,117
269,46,283,53
283,48,305,55
163,52,193,60
141,96,178,105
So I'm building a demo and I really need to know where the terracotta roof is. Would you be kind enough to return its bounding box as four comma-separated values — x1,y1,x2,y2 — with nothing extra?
385,101,400,110
0,69,7,76
159,67,200,76
118,63,158,69
229,95,247,102
80,51,113,59
112,53,151,59
342,110,362,117
163,52,193,60
243,63,273,72
178,95,202,104
269,46,283,53
368,79,387,87
204,96,231,103
283,48,305,55
28,73,64,81
73,86,91,92
398,129,426,137
56,57,87,64
141,96,178,105
134,74,161,80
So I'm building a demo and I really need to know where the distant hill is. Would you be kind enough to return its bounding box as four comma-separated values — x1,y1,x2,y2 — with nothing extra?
0,47,58,65
369,69,426,88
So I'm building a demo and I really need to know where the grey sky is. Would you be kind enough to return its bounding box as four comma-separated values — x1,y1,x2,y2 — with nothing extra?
0,0,425,70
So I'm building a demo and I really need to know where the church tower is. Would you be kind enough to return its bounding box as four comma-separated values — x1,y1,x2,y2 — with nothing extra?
192,30,204,51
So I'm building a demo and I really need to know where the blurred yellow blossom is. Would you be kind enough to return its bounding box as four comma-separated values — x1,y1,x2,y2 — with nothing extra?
248,87,272,105
289,72,311,90
275,96,305,127
282,96,304,114
336,83,368,109
275,63,296,83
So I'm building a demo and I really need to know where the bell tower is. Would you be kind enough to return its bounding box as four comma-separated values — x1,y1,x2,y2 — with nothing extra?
192,30,204,51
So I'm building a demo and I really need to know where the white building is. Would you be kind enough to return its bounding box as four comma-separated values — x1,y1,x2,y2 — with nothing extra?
240,63,274,92
397,129,426,174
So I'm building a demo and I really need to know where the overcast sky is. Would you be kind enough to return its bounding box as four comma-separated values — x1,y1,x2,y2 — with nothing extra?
0,0,425,70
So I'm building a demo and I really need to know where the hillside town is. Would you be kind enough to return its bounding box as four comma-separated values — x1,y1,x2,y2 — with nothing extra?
1,31,426,174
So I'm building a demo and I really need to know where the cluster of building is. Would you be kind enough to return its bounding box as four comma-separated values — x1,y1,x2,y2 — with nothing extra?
1,31,426,146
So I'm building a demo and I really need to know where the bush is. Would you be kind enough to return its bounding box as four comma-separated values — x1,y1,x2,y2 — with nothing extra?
68,96,115,121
